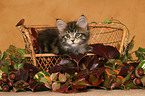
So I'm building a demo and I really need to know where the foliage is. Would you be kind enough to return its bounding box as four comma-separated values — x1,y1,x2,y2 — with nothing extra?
0,36,145,92
0,45,25,73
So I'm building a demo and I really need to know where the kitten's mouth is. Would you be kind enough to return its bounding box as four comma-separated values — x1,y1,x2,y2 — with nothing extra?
71,44,78,47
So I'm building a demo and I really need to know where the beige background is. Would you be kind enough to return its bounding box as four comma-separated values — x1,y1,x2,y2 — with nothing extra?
0,0,145,53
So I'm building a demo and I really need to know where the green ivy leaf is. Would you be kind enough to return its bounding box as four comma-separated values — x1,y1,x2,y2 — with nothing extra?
141,76,145,87
138,47,145,52
122,72,132,84
14,63,24,70
45,81,51,89
104,19,112,24
59,73,67,82
17,48,25,59
73,78,91,88
126,36,135,52
52,82,61,91
0,70,3,80
1,65,9,73
50,73,58,81
136,60,145,73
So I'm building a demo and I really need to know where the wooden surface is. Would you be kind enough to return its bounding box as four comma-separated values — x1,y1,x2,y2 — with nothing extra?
0,89,145,96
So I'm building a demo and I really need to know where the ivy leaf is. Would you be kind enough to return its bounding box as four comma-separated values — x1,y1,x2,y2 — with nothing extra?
49,59,77,75
52,82,61,91
15,68,28,82
29,78,48,92
50,73,58,81
59,73,67,82
45,81,51,89
17,48,25,59
141,76,145,87
135,47,145,61
72,78,91,89
1,65,9,74
89,44,108,59
126,36,135,52
89,74,103,86
123,80,141,89
110,82,116,89
13,80,28,92
23,63,41,79
89,44,119,59
56,86,70,92
104,18,112,24
105,45,120,59
14,63,24,70
122,72,132,84
63,53,86,64
115,77,122,88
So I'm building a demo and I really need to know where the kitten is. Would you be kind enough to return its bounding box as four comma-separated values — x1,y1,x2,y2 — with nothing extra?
36,15,90,55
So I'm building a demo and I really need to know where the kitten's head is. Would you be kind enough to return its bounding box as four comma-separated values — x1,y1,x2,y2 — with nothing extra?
56,15,90,47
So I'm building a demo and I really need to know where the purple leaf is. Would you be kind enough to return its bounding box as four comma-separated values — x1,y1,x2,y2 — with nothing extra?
89,44,109,58
23,63,41,78
119,63,139,77
29,78,47,92
15,68,28,82
105,45,120,59
63,53,86,64
89,44,120,59
49,59,77,75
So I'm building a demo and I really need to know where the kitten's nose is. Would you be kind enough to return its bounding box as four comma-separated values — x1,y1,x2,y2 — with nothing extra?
71,40,74,43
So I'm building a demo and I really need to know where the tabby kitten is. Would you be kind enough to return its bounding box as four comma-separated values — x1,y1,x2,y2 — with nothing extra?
37,15,90,55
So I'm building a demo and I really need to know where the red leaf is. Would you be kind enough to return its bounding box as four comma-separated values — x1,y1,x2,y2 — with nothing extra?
31,28,38,39
89,44,120,59
56,86,70,92
63,53,86,64
49,59,77,75
89,75,104,86
89,44,109,59
105,45,120,59
72,78,91,89
92,67,105,78
16,19,25,26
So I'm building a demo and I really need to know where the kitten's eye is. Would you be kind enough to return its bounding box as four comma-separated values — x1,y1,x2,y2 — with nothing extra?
65,34,70,38
75,33,81,38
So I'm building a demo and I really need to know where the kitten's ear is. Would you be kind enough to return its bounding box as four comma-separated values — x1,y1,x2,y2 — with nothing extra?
56,19,67,31
76,15,87,29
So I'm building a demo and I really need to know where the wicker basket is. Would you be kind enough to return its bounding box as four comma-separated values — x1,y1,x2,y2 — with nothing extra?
16,19,129,71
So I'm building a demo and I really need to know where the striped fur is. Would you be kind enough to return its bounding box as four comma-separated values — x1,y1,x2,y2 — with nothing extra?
37,15,90,55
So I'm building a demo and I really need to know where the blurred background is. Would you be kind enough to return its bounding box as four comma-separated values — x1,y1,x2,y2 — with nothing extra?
0,0,145,54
